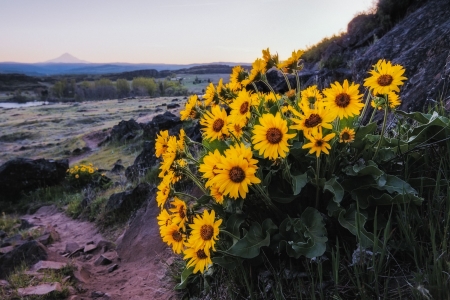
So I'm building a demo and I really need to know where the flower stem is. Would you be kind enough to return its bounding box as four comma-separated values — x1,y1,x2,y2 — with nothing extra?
174,192,198,201
359,90,372,125
372,99,389,160
315,157,321,210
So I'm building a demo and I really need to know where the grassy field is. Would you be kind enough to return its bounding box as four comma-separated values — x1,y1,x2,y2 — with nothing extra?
177,73,230,94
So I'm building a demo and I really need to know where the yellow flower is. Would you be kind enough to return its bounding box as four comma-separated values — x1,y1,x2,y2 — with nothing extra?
199,150,223,186
161,223,185,254
339,127,356,143
229,89,255,126
200,105,229,141
155,130,170,158
262,47,279,70
242,58,266,86
364,59,407,95
322,80,364,120
88,168,94,174
188,210,222,253
300,85,324,108
177,129,186,151
229,65,247,91
80,167,86,172
202,79,223,107
210,184,224,204
183,244,212,274
371,91,401,110
291,105,335,136
180,95,199,121
156,175,171,208
252,113,297,160
157,209,172,230
211,147,261,199
169,197,187,229
75,174,79,179
277,50,304,73
224,143,259,166
227,122,244,140
302,131,336,157
159,136,177,177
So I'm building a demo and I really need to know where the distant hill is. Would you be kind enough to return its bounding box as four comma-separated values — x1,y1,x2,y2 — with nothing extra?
45,53,90,64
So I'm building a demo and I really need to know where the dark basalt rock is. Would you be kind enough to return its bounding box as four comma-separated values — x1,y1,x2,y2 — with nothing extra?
166,103,180,109
105,183,152,213
0,158,69,198
109,119,141,142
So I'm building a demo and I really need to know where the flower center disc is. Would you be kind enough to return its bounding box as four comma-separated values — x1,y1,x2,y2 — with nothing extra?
200,225,214,240
212,119,225,132
342,132,350,141
179,207,186,219
335,93,351,108
266,128,283,144
229,166,246,183
377,74,394,86
315,140,324,147
172,231,183,242
304,114,322,128
240,102,249,114
196,249,207,259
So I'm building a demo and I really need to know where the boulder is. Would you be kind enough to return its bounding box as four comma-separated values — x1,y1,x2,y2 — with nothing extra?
0,240,48,279
105,183,152,213
166,103,180,109
0,158,68,197
18,282,62,297
111,164,125,174
109,119,141,142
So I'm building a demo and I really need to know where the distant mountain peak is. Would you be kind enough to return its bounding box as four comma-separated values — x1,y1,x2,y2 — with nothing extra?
45,53,90,64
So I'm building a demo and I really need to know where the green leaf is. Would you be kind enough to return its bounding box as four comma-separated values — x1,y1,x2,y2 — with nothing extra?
351,122,377,149
212,256,242,270
225,222,270,259
202,138,229,154
292,173,308,195
337,205,379,249
279,207,327,258
225,214,246,242
197,195,212,205
324,176,344,204
262,218,278,236
175,266,194,290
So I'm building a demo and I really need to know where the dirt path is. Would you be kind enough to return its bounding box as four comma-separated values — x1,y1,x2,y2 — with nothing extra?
23,206,178,300
69,130,110,165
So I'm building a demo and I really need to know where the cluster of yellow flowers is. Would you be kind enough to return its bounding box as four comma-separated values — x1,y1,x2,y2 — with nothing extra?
156,48,407,274
66,163,97,179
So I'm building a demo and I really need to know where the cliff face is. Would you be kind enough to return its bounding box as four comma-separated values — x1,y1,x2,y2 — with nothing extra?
299,0,450,111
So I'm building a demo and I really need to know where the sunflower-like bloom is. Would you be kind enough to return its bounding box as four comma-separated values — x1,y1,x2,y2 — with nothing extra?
159,136,178,177
371,91,401,110
227,122,244,140
177,129,186,151
200,105,229,141
188,210,222,252
291,105,335,135
180,95,199,121
157,209,172,231
277,50,304,73
169,197,188,229
229,66,247,91
262,48,279,70
260,92,278,105
339,127,355,143
156,175,172,208
242,58,266,86
210,184,224,204
161,223,185,254
323,80,364,120
302,131,336,157
211,146,261,199
184,243,213,274
300,85,324,108
155,130,170,158
364,59,407,95
252,113,297,160
203,79,223,107
224,144,259,166
199,149,223,187
229,89,256,126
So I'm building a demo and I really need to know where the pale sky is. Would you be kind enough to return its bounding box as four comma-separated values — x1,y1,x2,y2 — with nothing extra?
0,0,374,64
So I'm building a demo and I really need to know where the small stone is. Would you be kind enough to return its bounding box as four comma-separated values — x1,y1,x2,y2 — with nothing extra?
91,290,105,298
107,264,119,273
62,276,71,284
0,246,14,255
85,254,93,260
0,230,7,239
31,260,67,272
36,234,51,245
18,282,62,296
94,255,112,266
65,242,80,253
84,244,97,253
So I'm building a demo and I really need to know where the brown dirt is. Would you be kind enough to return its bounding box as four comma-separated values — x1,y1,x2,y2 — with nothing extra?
69,129,111,165
22,205,179,300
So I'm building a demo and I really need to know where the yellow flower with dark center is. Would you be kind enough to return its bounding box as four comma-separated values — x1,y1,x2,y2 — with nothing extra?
260,92,278,105
229,89,255,126
229,66,247,91
302,131,336,157
277,50,304,73
262,48,279,70
80,167,86,172
155,130,169,158
169,197,187,228
161,223,185,254
157,209,172,231
180,95,199,121
188,210,222,253
364,59,407,95
211,147,261,199
200,105,229,141
88,168,94,174
371,91,401,110
183,244,212,274
224,144,259,166
156,175,171,208
300,85,324,108
210,184,224,204
323,80,364,119
252,113,297,160
291,105,334,135
177,129,186,151
227,121,244,140
199,149,223,187
242,58,266,86
339,127,355,143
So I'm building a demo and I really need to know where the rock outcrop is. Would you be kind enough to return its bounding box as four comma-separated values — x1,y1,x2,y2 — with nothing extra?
0,158,69,198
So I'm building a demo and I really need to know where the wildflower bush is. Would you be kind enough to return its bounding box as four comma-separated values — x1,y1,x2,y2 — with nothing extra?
154,49,450,297
66,163,103,188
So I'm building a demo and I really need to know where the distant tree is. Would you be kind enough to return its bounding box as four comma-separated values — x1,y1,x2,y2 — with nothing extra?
159,81,165,96
116,79,130,98
132,77,157,96
94,78,116,99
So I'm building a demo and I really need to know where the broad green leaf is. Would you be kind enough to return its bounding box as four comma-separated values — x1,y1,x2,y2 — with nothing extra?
212,256,243,270
351,122,377,149
225,222,270,259
197,195,212,205
324,176,344,204
262,218,278,236
337,205,379,249
292,173,308,195
225,214,246,241
175,266,194,290
202,138,229,154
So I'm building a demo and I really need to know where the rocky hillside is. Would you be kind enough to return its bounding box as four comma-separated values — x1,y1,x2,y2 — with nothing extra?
298,0,450,111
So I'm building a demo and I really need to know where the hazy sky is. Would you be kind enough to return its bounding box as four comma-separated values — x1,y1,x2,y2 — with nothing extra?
0,0,374,64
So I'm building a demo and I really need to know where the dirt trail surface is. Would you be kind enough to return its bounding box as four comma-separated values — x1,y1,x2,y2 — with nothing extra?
69,130,110,164
22,205,178,300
